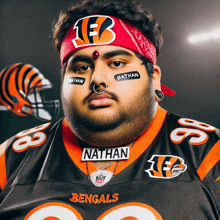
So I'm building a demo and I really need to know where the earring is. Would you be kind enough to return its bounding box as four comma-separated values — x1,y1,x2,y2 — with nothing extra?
155,89,164,102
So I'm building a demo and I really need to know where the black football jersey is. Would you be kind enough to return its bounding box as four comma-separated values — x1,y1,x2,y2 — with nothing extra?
0,106,220,219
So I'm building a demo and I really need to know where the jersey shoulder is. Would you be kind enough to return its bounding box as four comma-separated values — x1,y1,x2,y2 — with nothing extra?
0,119,63,191
165,112,220,181
166,112,220,145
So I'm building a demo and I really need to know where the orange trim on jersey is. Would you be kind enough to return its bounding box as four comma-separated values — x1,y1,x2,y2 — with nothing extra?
0,140,8,190
215,176,220,182
197,140,220,181
62,119,97,175
24,202,83,220
114,106,167,175
62,106,167,176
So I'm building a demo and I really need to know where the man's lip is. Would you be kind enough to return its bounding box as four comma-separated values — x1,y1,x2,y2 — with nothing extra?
87,93,114,108
87,93,113,103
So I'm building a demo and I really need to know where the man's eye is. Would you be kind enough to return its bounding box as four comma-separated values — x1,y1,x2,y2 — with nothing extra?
75,65,91,73
110,61,125,68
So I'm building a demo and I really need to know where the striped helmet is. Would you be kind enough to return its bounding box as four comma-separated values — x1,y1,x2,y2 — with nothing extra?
0,63,60,121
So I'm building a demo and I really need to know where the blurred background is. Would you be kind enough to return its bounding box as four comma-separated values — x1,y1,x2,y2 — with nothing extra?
1,0,220,143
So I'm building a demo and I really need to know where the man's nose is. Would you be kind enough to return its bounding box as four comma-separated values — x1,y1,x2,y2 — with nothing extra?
89,63,109,91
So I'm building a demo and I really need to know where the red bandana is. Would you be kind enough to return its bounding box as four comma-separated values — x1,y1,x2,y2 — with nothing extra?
60,15,175,96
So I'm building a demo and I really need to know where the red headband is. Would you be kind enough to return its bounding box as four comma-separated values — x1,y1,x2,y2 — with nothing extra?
60,15,175,96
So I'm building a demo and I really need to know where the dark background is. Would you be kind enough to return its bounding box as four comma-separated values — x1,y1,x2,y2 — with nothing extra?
1,0,220,143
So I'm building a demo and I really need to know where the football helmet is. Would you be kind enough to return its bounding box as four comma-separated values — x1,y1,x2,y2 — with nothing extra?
0,63,60,121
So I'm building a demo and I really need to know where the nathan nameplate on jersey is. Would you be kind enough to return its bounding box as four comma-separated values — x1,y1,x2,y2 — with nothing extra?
81,147,130,161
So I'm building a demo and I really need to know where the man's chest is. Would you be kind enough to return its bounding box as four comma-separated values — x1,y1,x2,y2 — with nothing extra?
0,178,218,219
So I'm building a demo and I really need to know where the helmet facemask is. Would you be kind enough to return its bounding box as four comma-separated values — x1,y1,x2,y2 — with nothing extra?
25,84,60,121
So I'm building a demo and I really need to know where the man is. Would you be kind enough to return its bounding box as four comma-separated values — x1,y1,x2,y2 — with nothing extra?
0,0,219,219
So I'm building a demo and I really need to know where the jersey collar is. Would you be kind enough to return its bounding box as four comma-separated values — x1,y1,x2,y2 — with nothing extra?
62,106,167,176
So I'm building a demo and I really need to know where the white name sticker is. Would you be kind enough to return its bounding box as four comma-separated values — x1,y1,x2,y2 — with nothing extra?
81,147,130,161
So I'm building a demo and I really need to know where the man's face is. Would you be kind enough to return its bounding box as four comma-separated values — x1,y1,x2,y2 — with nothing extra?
62,45,160,146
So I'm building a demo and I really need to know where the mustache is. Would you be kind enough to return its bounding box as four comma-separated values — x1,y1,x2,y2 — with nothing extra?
83,89,119,104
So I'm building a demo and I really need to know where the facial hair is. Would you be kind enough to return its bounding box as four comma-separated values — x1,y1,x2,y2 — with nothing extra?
62,91,127,133
61,79,156,146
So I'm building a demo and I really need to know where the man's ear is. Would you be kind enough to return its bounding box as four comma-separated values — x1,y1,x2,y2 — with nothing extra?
152,65,162,90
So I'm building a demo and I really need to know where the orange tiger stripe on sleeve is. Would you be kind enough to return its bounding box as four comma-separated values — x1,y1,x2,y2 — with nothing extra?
197,140,220,181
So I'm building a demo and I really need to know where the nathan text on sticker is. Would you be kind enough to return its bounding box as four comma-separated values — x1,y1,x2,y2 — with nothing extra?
114,71,140,81
68,77,85,85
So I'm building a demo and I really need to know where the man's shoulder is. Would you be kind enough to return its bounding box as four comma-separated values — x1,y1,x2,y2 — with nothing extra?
160,111,220,148
166,111,219,134
0,119,63,156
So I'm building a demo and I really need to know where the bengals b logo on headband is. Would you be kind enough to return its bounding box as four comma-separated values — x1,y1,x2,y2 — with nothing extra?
72,15,116,48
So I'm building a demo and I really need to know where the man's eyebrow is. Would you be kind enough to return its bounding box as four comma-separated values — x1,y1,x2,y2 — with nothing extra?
68,55,93,66
103,50,133,59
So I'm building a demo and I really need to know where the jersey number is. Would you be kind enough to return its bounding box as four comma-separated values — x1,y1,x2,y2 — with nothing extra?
12,123,50,153
24,202,162,220
170,118,216,145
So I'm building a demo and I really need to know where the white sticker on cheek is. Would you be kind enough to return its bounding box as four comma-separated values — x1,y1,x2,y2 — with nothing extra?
68,77,85,85
114,71,140,81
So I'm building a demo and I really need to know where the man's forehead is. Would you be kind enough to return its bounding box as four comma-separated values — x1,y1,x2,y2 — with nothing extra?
69,45,134,60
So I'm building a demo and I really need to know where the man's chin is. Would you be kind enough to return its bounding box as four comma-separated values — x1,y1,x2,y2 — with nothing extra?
77,116,123,132
66,110,125,133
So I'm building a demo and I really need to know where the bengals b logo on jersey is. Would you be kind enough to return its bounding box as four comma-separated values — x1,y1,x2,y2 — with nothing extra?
72,15,116,48
146,155,187,179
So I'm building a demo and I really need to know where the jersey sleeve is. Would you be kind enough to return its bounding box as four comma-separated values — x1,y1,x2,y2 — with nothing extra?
169,113,220,210
0,122,54,194
197,136,220,210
